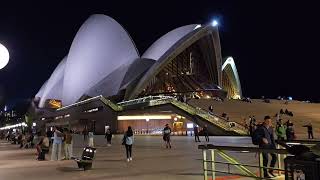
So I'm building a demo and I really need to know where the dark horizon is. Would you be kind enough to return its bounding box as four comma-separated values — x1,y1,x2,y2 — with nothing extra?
0,1,319,105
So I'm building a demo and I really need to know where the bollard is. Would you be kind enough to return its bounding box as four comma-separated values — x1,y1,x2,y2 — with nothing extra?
203,150,208,180
258,152,264,178
277,144,282,176
211,149,215,180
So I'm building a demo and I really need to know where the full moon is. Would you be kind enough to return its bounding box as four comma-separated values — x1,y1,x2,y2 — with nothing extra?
0,43,9,69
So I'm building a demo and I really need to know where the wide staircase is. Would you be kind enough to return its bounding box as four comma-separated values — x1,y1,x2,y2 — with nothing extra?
117,96,248,135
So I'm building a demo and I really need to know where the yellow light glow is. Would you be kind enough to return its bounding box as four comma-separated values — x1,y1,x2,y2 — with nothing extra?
48,99,62,108
117,115,172,120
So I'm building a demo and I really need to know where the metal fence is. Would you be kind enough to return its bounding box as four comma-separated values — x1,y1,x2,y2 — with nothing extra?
198,140,320,180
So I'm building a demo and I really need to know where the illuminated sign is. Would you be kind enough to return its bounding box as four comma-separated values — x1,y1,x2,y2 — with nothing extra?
46,99,62,109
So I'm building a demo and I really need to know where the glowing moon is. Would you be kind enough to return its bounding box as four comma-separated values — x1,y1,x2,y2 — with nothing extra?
0,43,9,69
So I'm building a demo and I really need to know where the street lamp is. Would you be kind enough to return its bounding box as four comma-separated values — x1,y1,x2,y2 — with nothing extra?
146,118,149,134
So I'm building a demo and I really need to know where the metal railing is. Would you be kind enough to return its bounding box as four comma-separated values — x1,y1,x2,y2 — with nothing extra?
276,139,320,148
198,144,288,180
170,100,247,135
117,95,174,106
198,140,320,180
56,95,123,112
99,96,123,111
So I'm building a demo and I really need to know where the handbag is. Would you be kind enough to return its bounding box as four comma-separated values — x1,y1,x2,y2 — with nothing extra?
122,135,126,145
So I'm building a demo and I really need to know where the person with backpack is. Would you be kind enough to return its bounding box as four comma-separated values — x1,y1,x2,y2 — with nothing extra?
275,119,286,140
251,116,277,178
286,120,295,141
163,124,172,148
123,126,134,162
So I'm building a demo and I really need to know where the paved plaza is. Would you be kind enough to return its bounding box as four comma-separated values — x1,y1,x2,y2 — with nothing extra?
0,135,282,180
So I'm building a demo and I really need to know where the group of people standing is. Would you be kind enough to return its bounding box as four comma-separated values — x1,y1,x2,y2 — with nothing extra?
193,125,209,142
275,119,296,141
48,127,73,161
251,114,315,178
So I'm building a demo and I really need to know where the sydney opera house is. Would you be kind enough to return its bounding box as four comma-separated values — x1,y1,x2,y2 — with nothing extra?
33,14,243,135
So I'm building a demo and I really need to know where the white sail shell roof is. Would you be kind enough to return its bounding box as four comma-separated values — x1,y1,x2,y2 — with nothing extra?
62,14,139,105
142,24,199,60
39,57,66,108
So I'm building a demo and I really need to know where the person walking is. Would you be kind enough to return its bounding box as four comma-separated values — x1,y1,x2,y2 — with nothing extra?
203,125,209,142
123,126,134,162
255,116,277,178
303,123,314,139
163,124,172,148
275,119,286,140
193,125,200,142
63,129,73,160
83,127,88,141
51,127,63,161
105,128,112,146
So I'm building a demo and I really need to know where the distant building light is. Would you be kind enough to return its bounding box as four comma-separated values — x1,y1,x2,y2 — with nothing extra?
41,117,45,120
187,123,194,129
64,114,70,118
55,116,63,120
84,107,99,113
146,118,150,122
118,115,172,120
32,123,36,127
0,122,28,130
174,117,178,121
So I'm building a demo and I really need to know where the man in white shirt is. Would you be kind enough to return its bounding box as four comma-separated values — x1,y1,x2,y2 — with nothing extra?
51,127,63,161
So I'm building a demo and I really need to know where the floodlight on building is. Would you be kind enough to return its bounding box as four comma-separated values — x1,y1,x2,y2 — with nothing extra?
211,20,218,27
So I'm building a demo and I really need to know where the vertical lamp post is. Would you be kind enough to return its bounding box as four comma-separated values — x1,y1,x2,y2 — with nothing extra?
146,118,149,134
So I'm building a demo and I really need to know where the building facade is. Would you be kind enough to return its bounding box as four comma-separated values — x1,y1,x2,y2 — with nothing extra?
32,14,243,135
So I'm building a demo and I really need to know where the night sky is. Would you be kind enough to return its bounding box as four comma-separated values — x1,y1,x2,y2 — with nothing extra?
0,1,319,106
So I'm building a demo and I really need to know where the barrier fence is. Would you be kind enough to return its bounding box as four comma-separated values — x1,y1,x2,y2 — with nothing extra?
198,140,320,180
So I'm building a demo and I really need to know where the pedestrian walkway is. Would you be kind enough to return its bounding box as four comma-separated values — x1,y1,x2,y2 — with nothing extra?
0,135,279,180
